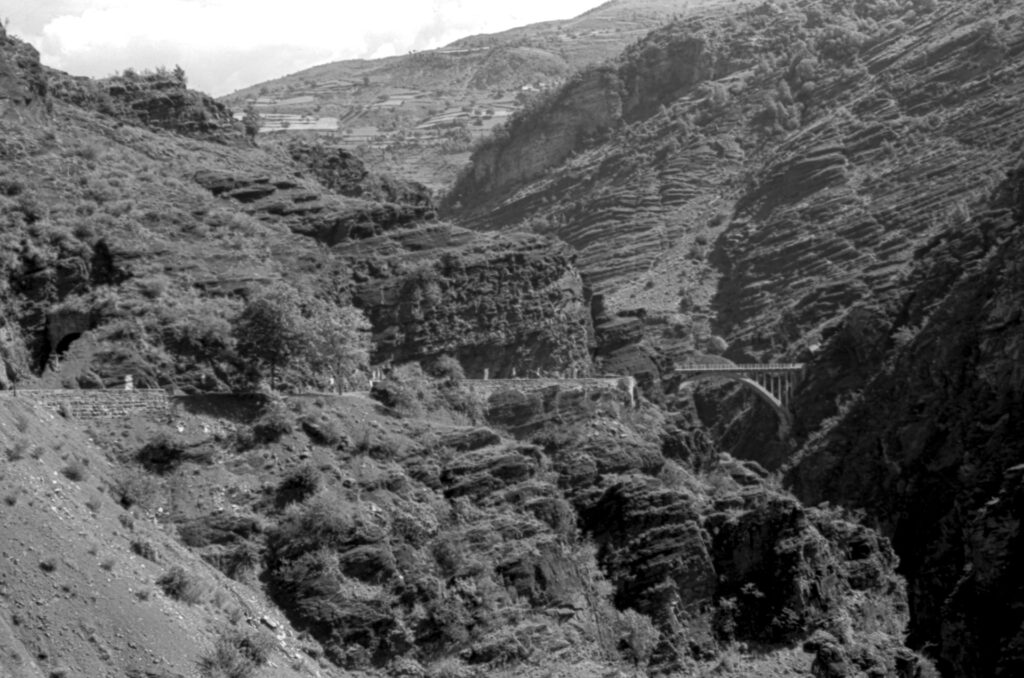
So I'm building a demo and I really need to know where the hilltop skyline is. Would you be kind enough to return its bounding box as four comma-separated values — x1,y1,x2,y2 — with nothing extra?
5,0,600,96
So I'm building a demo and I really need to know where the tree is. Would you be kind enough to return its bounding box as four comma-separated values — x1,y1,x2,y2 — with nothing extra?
172,64,187,86
302,300,371,391
619,609,660,669
242,104,262,143
233,284,305,389
233,284,372,391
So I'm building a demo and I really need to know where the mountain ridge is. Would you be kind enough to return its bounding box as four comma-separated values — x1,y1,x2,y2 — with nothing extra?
217,0,750,190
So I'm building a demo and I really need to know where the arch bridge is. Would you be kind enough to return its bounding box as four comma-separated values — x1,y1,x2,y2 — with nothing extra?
673,363,804,434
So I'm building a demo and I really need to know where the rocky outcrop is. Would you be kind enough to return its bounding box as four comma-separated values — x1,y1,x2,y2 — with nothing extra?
476,377,636,436
343,224,594,376
0,25,48,118
193,164,435,247
49,68,240,143
287,139,435,209
527,414,922,673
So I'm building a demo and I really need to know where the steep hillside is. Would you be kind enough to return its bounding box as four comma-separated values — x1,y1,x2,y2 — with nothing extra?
0,25,593,393
0,397,315,678
447,0,1024,362
787,154,1024,678
0,371,929,678
219,0,748,190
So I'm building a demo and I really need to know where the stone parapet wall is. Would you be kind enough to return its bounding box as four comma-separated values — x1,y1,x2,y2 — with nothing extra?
3,389,171,419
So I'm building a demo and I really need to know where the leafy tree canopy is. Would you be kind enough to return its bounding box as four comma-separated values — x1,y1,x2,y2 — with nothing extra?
233,283,370,390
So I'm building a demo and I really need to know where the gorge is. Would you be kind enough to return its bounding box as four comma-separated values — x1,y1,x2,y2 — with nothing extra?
0,0,1022,676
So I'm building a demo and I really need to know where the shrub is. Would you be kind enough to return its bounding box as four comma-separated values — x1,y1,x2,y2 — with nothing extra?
5,438,29,461
130,539,159,562
619,608,660,668
198,627,276,678
426,658,474,678
178,514,263,548
276,463,321,506
137,430,191,472
233,425,256,451
137,275,170,299
426,355,465,384
110,469,161,510
157,566,205,604
224,542,260,581
370,363,431,415
252,403,293,443
439,386,483,423
61,459,88,482
300,415,347,447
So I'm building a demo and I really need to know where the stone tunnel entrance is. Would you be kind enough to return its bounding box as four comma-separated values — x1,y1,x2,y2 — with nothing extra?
41,307,93,374
54,332,81,356
39,331,82,373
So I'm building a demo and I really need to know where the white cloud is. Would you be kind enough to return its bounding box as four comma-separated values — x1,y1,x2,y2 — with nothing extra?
10,0,599,96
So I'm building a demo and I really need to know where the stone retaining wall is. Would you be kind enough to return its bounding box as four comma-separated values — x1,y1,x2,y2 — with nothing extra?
2,389,171,419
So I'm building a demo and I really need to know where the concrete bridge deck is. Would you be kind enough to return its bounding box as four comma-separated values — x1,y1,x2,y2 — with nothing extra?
674,363,805,373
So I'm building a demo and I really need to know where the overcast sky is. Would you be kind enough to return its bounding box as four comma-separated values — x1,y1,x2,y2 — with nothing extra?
5,1,600,96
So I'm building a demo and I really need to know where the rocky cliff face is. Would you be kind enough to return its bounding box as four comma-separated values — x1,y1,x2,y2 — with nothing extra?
787,156,1024,677
287,139,435,208
527,410,923,675
342,224,593,376
0,24,48,119
48,67,241,143
446,0,1024,363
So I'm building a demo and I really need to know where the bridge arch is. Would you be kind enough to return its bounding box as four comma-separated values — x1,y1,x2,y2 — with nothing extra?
674,364,803,436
